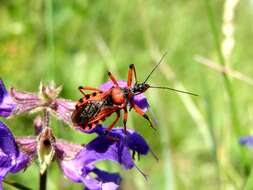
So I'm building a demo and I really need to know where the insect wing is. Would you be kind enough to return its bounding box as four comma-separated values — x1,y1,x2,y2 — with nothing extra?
88,106,120,124
72,100,101,125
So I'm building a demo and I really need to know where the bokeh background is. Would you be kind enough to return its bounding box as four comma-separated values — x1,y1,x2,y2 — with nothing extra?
1,0,253,189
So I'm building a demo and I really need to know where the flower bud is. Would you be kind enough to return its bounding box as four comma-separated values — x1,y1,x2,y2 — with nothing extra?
37,127,56,174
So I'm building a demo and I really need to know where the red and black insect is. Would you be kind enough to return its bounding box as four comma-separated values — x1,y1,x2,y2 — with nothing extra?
71,54,197,133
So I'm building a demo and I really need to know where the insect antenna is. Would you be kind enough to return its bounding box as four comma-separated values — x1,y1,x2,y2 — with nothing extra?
149,147,159,162
143,52,167,84
149,86,198,96
134,164,149,181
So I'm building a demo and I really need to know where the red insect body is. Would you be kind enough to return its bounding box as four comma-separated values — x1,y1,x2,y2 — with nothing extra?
72,64,153,133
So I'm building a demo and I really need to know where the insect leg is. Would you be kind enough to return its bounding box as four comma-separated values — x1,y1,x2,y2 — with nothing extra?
78,86,103,95
108,72,119,86
127,64,137,87
123,107,128,133
106,111,121,132
131,100,155,129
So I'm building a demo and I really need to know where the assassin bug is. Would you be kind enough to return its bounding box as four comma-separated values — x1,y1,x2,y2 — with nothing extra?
71,53,197,133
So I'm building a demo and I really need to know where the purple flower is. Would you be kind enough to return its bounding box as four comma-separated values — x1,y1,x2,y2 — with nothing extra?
0,121,30,188
9,87,40,115
60,161,121,190
60,124,155,188
0,120,123,190
0,80,75,125
52,98,75,125
56,139,122,190
77,124,154,164
91,124,151,158
100,80,149,112
0,80,16,117
239,136,253,146
84,167,121,190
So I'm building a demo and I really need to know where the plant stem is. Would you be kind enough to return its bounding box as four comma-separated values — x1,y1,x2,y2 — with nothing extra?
39,170,47,190
204,0,241,134
39,109,50,190
43,109,50,128
45,0,55,80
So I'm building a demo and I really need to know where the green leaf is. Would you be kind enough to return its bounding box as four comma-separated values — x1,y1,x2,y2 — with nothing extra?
3,179,32,190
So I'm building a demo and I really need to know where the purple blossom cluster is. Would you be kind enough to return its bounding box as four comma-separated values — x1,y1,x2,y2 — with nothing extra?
0,79,155,190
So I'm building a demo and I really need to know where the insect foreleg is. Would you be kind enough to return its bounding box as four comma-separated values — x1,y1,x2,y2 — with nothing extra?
130,100,155,129
108,72,119,87
127,64,137,87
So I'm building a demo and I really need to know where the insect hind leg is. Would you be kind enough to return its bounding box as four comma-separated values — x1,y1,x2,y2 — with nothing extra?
78,86,103,95
104,111,121,141
105,111,121,132
123,107,128,134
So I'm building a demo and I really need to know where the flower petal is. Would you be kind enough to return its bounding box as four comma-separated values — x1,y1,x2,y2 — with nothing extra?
9,152,29,173
84,167,121,190
60,159,83,182
15,136,37,157
10,87,39,102
83,173,119,190
54,139,83,161
82,175,102,190
125,130,149,155
0,122,30,177
85,135,134,169
91,167,121,189
239,136,253,146
0,80,16,117
0,121,18,158
93,125,150,156
99,80,149,112
58,136,126,189
52,99,75,125
10,87,40,115
60,136,134,180
0,149,12,178
60,160,120,190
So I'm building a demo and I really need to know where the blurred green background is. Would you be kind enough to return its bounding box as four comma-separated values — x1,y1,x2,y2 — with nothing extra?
1,0,253,189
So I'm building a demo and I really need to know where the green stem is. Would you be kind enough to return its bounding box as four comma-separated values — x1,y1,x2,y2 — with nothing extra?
204,0,240,134
43,109,50,128
39,170,47,190
39,109,50,190
45,0,55,80
204,0,249,175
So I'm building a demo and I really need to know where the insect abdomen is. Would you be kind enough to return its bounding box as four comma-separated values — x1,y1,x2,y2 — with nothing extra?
72,101,101,125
